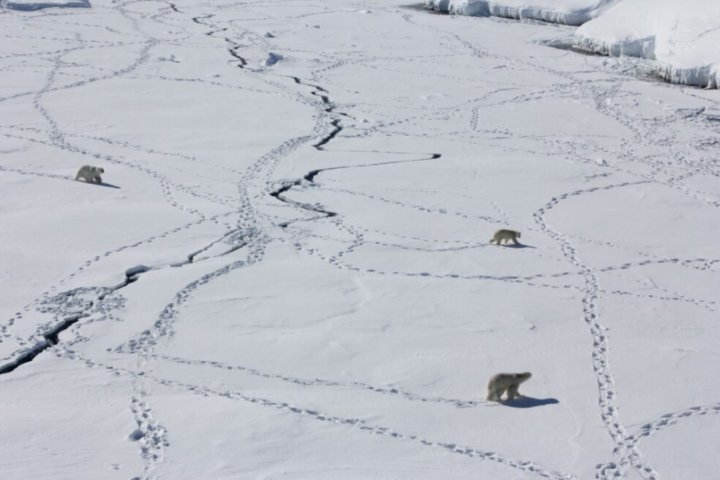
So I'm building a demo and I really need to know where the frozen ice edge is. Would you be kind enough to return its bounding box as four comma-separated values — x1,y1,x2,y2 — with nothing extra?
2,0,90,11
423,1,720,89
573,34,719,89
423,0,619,26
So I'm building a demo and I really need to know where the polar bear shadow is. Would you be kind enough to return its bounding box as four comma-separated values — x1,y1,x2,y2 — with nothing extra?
500,396,559,408
79,180,121,189
502,243,535,249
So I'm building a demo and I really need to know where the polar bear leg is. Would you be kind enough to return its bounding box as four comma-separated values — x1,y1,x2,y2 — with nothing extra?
76,166,92,182
497,386,508,401
486,386,498,401
506,384,519,400
487,384,506,401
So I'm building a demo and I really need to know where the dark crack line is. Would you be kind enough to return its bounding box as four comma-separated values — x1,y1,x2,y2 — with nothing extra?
192,14,229,37
270,180,338,228
170,228,246,267
312,90,330,105
305,152,442,182
267,67,443,229
289,76,327,93
0,269,142,375
0,314,89,374
0,233,248,375
191,14,212,25
314,119,342,150
226,40,247,68
194,15,243,66
271,152,442,229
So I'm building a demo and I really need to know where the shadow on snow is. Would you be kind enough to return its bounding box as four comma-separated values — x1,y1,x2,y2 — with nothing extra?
79,181,121,189
501,396,559,408
500,243,536,249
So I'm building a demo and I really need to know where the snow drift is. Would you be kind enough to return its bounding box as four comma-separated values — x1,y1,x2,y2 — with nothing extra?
3,0,90,10
423,0,621,26
574,0,720,88
264,52,284,67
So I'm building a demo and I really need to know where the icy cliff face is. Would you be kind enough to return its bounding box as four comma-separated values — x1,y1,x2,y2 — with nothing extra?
424,0,719,89
424,0,621,26
574,0,720,88
3,0,90,11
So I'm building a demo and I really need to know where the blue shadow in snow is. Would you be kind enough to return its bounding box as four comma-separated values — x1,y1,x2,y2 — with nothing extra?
501,243,535,249
80,181,121,189
501,396,559,408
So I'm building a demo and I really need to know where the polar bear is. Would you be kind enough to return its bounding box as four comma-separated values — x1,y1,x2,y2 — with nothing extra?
75,165,104,184
486,372,532,401
490,229,521,245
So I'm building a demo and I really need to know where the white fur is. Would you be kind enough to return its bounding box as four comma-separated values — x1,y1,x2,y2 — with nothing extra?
486,372,532,401
75,165,104,183
490,229,522,245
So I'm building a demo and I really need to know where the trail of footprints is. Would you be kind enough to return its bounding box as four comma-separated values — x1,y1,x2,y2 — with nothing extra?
2,2,720,480
49,340,577,480
158,354,482,408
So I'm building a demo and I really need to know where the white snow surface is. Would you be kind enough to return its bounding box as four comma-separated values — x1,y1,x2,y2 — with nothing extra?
424,0,621,25
1,1,720,480
3,0,90,11
574,0,720,88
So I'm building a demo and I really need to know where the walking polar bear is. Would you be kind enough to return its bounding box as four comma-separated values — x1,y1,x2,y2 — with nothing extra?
75,165,104,184
490,229,521,245
486,372,532,401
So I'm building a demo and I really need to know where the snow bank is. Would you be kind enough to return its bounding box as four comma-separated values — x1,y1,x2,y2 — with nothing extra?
424,0,621,26
3,0,90,11
263,52,283,67
574,0,720,88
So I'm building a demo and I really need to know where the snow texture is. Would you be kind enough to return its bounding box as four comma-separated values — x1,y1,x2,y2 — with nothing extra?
574,0,720,89
1,0,719,479
424,0,621,25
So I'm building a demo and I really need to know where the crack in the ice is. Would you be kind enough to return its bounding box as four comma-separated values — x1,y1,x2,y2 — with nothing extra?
314,119,342,150
225,39,246,68
166,2,181,14
271,151,443,229
0,231,249,376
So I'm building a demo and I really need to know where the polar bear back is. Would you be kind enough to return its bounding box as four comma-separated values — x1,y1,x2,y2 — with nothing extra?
487,372,532,388
75,165,104,183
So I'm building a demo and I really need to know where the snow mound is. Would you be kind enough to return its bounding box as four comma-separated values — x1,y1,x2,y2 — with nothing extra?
3,0,90,10
574,0,720,88
424,0,621,26
263,52,283,67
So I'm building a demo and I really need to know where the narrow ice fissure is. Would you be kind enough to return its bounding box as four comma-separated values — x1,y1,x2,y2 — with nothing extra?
0,230,248,375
